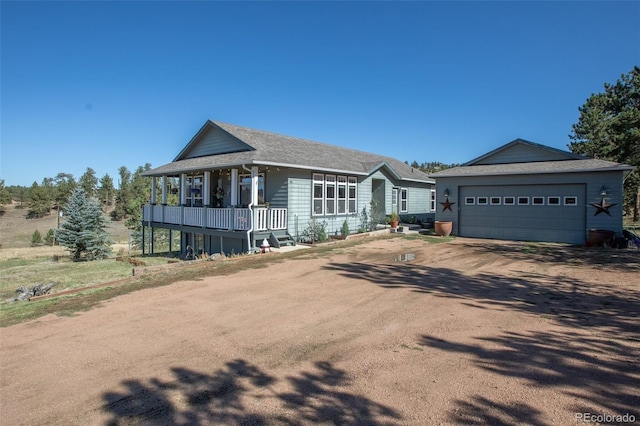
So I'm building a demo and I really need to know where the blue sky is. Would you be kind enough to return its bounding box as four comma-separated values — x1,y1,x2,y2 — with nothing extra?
1,1,638,187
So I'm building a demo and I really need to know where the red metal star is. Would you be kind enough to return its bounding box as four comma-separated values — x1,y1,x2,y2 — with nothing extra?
440,198,456,212
590,197,616,216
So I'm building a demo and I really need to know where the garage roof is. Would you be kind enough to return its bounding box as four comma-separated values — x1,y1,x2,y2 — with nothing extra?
430,139,635,178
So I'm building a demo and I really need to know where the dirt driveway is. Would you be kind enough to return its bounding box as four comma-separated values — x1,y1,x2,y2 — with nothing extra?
1,237,639,425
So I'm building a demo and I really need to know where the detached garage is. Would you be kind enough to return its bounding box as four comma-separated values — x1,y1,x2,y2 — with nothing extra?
430,139,635,245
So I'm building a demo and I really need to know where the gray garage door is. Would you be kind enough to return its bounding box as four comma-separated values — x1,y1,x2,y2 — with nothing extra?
459,184,586,244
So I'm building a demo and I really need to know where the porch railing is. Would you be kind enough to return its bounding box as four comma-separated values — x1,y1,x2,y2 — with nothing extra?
256,207,287,231
143,205,287,232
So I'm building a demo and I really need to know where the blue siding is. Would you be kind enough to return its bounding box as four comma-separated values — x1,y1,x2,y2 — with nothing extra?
435,170,626,243
183,127,249,159
474,144,573,165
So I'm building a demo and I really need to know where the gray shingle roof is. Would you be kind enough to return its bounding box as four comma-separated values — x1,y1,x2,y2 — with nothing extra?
429,158,635,178
145,120,433,183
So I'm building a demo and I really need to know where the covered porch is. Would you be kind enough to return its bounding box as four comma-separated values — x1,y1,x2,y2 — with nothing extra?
142,204,287,232
142,165,291,255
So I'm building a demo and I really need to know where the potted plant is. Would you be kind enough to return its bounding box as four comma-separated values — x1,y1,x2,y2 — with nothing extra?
388,212,400,228
435,220,453,236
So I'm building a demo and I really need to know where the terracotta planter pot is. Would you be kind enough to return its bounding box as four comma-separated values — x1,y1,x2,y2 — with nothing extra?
434,221,453,237
389,220,399,228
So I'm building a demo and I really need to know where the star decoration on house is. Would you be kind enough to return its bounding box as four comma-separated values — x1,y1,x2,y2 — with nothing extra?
440,198,456,212
590,197,616,216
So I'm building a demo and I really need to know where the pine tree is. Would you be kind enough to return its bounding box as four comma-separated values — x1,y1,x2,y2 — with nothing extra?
56,187,112,261
27,181,51,218
97,173,115,211
78,167,98,198
44,229,56,246
31,230,42,246
569,66,640,220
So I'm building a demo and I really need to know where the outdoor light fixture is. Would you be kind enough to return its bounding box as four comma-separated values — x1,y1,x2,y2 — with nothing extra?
444,189,450,197
600,185,608,196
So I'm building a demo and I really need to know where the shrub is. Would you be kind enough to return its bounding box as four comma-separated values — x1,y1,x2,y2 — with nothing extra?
301,219,328,243
341,219,350,236
31,230,42,246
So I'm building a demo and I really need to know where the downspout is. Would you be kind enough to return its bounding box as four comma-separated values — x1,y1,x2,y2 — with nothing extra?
241,164,254,253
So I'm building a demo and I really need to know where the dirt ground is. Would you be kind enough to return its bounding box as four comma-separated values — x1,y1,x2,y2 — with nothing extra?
1,237,639,425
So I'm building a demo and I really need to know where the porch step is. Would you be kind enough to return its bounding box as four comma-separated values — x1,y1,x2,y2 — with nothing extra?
269,232,296,248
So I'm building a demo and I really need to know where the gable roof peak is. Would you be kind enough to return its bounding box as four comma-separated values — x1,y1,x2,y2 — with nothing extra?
465,138,585,166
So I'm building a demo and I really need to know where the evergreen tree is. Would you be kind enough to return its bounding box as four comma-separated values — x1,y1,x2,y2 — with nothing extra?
44,229,57,246
31,230,42,246
0,179,11,215
53,173,76,229
27,181,51,218
569,66,640,220
56,187,112,261
78,167,98,198
112,166,132,220
97,173,115,211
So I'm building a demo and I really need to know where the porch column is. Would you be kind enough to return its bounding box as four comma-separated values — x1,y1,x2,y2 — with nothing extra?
230,169,239,206
203,171,212,207
251,166,259,205
150,177,157,205
180,173,187,206
161,176,168,205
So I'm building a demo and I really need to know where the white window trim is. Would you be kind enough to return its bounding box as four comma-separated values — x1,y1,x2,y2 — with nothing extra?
313,173,358,216
325,174,336,215
517,196,530,205
477,197,488,205
465,197,475,205
564,196,577,206
348,177,357,214
313,173,324,216
490,197,501,205
504,196,515,205
430,188,436,212
337,176,347,214
400,188,408,213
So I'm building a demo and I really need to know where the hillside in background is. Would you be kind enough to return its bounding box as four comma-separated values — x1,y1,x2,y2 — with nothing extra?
0,202,130,250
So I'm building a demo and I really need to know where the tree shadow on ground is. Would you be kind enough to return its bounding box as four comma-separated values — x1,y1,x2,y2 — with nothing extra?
460,240,640,272
422,330,639,425
322,261,639,337
322,258,640,424
102,359,401,425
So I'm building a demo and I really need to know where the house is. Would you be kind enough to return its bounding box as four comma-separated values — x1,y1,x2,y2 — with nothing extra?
141,120,435,255
429,139,635,245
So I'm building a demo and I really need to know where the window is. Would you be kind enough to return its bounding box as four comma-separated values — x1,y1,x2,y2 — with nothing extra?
477,197,488,205
548,196,561,206
400,188,408,212
532,196,544,205
337,176,347,214
430,189,436,211
392,188,398,210
313,173,324,215
504,196,515,205
518,197,529,205
564,196,577,206
325,175,336,215
348,177,357,213
465,197,475,205
239,173,265,206
314,174,357,216
187,175,203,206
490,197,501,205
